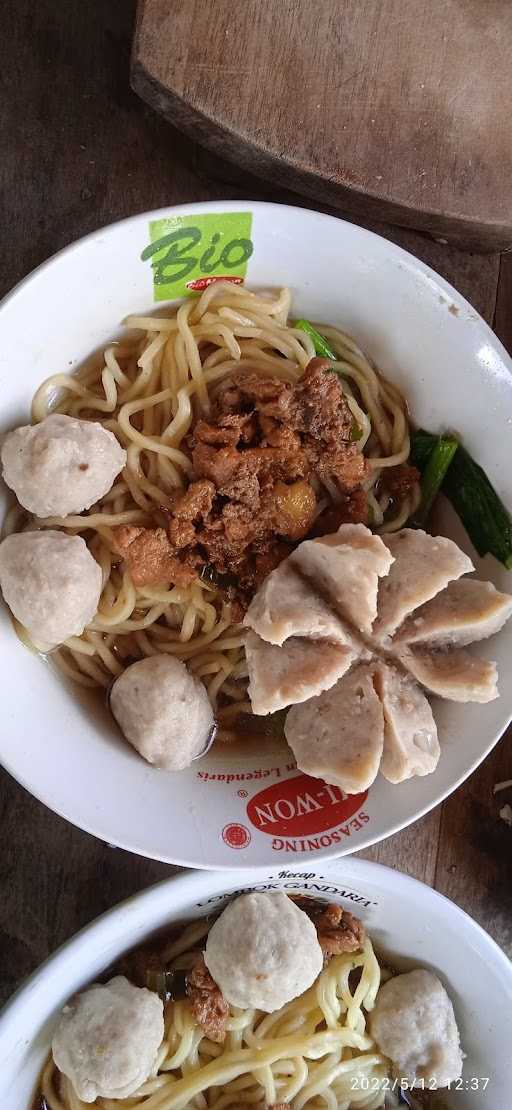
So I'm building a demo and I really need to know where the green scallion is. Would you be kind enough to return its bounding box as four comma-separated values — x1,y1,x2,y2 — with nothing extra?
295,319,337,360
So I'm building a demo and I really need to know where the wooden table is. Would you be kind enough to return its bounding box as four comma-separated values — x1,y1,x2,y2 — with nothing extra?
133,0,512,252
0,0,510,1008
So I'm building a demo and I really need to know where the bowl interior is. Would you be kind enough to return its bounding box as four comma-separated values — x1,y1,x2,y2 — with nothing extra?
0,860,510,1108
1,201,512,867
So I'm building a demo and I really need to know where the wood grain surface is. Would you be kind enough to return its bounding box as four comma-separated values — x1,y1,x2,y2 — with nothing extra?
133,0,512,251
0,0,510,1009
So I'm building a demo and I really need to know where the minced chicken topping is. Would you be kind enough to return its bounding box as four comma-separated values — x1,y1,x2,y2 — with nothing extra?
111,360,373,602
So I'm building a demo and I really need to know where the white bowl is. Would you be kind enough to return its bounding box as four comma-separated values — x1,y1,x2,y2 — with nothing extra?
1,860,510,1109
1,201,511,868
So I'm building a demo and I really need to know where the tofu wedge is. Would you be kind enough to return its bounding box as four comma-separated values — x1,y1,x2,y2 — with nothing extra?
290,523,393,633
374,663,440,783
400,645,498,703
285,663,384,793
246,631,355,715
243,558,357,649
393,577,512,647
374,529,473,640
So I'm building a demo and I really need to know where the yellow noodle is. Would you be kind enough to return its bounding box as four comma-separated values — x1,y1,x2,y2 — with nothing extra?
10,287,416,715
40,934,388,1110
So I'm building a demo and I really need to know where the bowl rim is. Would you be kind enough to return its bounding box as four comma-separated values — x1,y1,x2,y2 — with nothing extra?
1,198,511,368
1,858,512,1036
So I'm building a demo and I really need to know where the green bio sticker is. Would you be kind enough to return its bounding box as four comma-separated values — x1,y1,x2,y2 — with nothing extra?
141,211,254,301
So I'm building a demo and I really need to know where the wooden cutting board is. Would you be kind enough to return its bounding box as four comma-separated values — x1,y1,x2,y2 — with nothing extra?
132,0,512,252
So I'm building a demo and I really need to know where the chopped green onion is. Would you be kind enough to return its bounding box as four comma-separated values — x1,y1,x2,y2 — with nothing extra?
410,429,512,569
295,319,337,360
410,429,438,471
444,447,512,570
412,434,459,527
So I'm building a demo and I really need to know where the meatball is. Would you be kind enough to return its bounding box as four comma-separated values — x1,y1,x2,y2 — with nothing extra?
369,969,463,1088
109,655,215,770
204,892,323,1012
0,530,102,650
1,413,126,517
52,975,164,1103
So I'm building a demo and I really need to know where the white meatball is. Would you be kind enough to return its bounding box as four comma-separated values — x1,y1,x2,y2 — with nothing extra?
369,969,463,1088
52,975,164,1103
0,530,102,650
1,413,126,516
110,655,215,770
204,892,323,1012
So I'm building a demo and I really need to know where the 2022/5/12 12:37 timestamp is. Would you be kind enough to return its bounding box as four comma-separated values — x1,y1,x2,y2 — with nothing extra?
350,1075,491,1092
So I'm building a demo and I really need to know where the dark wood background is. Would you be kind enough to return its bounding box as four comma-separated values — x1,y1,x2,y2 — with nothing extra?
132,0,512,251
0,0,510,1007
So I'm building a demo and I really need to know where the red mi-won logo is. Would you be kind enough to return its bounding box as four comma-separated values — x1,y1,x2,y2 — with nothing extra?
246,774,368,837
